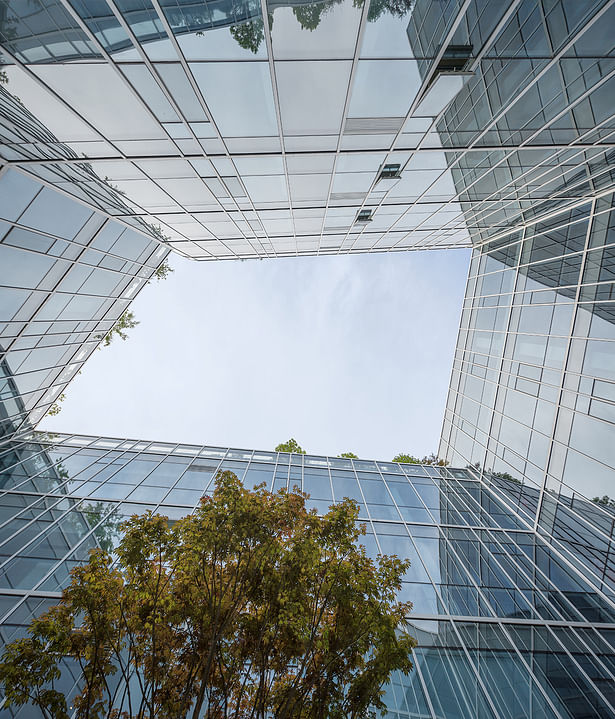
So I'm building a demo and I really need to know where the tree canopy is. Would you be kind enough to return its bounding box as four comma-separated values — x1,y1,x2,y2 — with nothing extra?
392,453,449,466
0,471,415,719
274,438,306,454
102,311,139,347
338,452,358,459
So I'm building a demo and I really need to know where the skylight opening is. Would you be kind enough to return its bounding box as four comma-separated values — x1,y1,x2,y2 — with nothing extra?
356,209,373,223
378,163,401,181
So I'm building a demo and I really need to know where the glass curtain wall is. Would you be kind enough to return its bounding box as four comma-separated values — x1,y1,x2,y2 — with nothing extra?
0,433,614,718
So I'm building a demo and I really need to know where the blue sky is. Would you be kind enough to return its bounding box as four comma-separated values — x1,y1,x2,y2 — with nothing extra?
40,249,470,460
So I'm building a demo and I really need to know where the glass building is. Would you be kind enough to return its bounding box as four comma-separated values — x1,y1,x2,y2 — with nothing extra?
1,433,615,718
1,0,615,716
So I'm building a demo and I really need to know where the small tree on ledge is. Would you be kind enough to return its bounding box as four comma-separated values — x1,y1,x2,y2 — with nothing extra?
392,453,421,464
339,452,359,459
393,453,449,466
275,438,306,454
102,311,139,347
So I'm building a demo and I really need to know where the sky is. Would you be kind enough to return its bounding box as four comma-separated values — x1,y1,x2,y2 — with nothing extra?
39,248,470,461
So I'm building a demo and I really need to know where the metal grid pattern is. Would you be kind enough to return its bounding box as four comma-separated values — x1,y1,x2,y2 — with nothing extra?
0,1,611,260
440,188,615,595
0,433,614,718
0,167,169,433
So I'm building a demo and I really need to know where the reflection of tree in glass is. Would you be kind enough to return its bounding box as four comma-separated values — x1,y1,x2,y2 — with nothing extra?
358,0,415,21
293,0,340,31
592,495,615,510
81,502,123,554
230,18,265,52
228,0,414,51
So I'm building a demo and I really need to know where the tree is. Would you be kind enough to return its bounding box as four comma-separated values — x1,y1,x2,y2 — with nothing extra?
392,453,421,464
338,452,358,459
418,454,449,467
46,393,65,417
392,453,449,466
152,260,173,281
592,495,615,509
101,311,139,347
0,471,416,719
229,18,265,53
275,438,306,454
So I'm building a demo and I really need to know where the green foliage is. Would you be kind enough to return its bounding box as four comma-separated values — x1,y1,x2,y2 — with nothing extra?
490,471,522,485
275,438,306,454
592,495,615,509
338,452,359,459
229,18,265,53
392,453,421,464
392,453,449,466
152,260,173,281
0,471,416,718
148,223,169,242
102,311,139,347
46,394,66,417
293,0,339,31
420,453,449,467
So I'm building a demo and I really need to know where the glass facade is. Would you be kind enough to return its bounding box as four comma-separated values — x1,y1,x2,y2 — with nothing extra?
0,434,614,718
1,0,615,716
0,166,169,436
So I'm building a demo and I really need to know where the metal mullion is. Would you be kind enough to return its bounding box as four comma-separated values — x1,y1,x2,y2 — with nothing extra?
196,445,232,502
533,196,596,531
531,524,615,617
469,524,585,625
439,246,476,461
0,49,174,243
57,0,179,147
536,523,615,603
405,651,437,719
102,0,261,257
393,503,508,718
561,623,615,688
344,0,476,253
269,452,281,492
2,215,167,276
145,0,264,259
8,141,615,168
348,464,379,551
255,0,298,255
0,492,84,539
536,488,615,562
316,0,372,253
159,445,226,515
541,621,615,715
465,126,615,233
0,434,74,468
0,445,145,556
407,613,615,630
383,89,615,255
0,446,89,499
0,498,122,626
48,441,161,501
474,220,522,477
0,440,114,495
450,120,615,251
381,15,615,253
415,521,566,718
11,163,167,249
0,492,108,573
467,0,524,74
